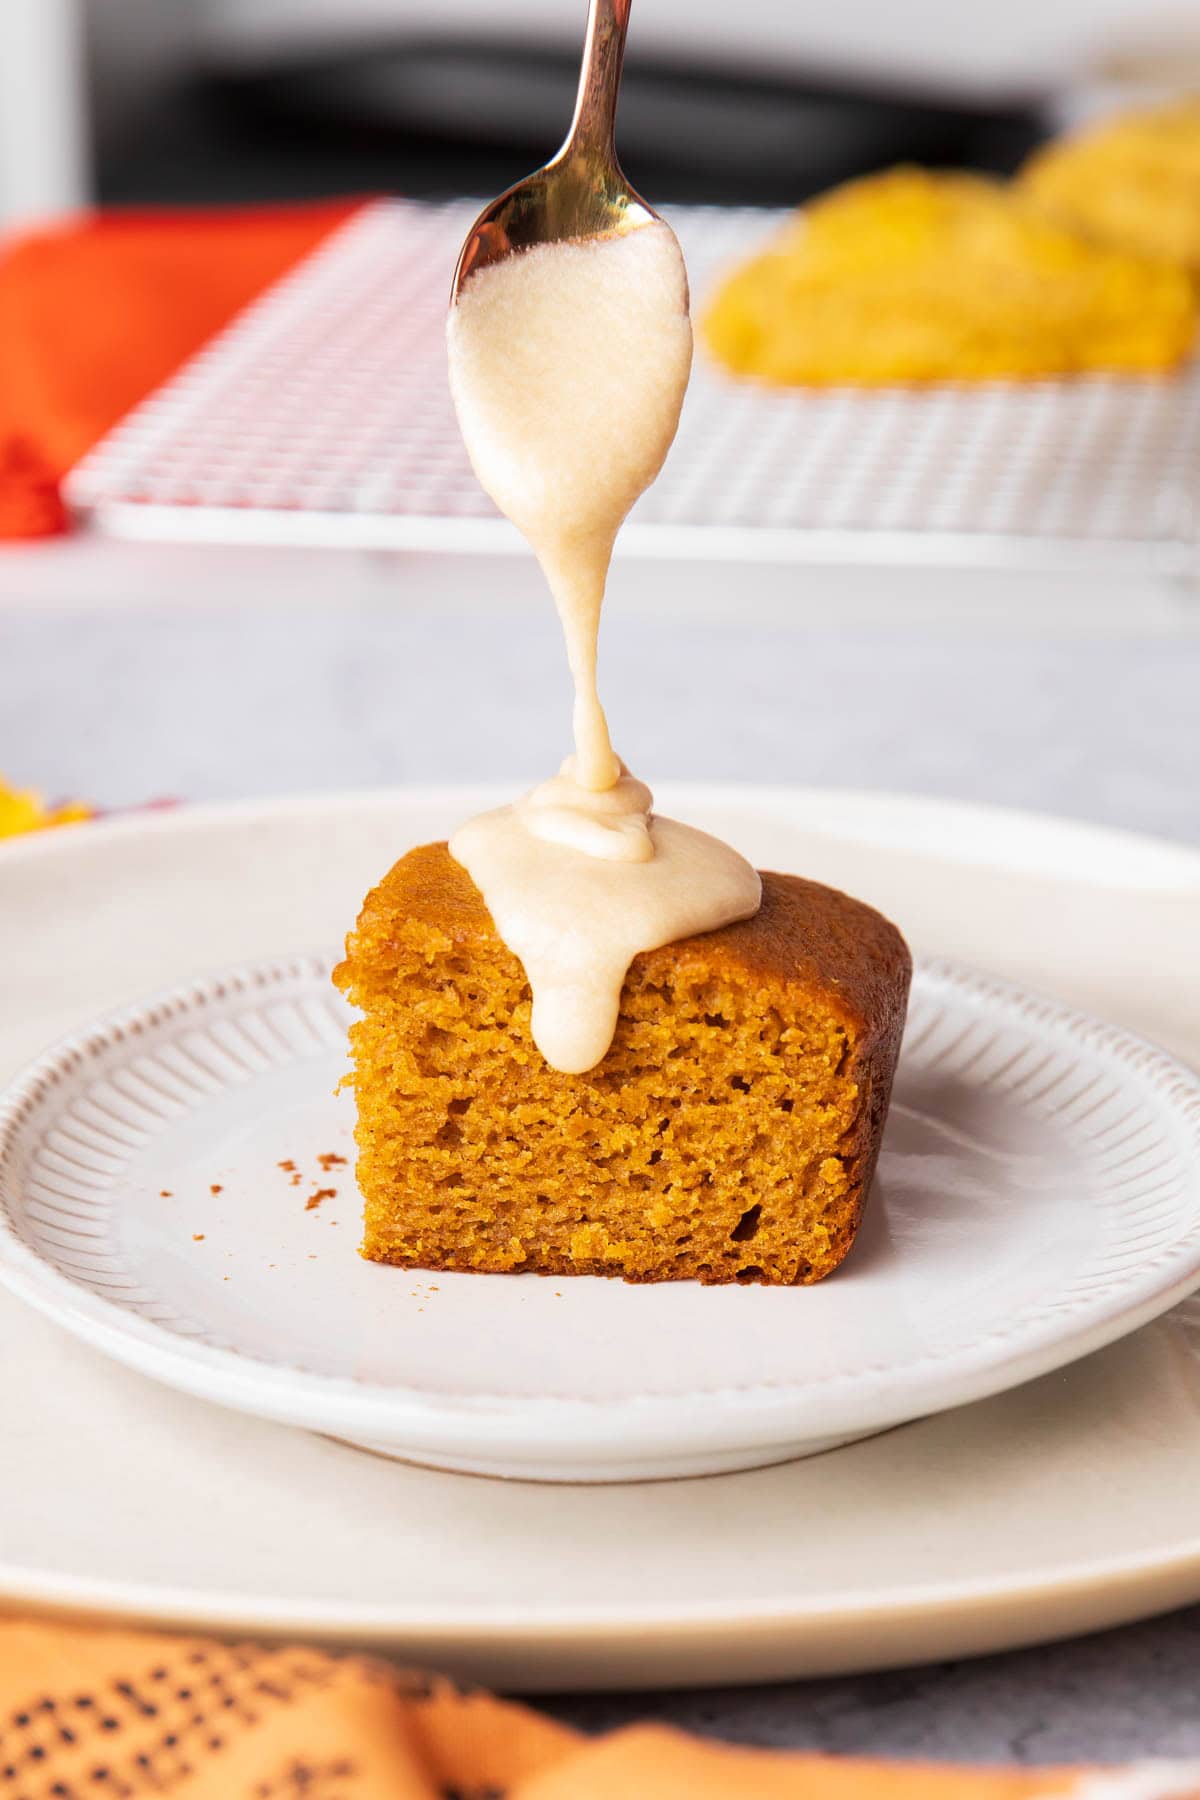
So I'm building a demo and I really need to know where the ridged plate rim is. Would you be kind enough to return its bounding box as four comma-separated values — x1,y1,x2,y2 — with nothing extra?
2,945,1199,1464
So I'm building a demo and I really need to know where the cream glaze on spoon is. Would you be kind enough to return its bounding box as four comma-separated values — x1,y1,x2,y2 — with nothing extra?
447,223,760,1073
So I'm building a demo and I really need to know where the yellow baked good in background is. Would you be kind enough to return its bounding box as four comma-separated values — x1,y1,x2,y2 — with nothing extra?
1021,98,1200,276
701,167,1196,385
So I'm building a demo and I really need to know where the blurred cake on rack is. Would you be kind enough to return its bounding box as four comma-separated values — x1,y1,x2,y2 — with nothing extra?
1020,97,1200,276
702,167,1196,386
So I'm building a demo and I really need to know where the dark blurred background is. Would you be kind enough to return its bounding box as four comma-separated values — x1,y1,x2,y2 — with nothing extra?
8,0,1197,231
95,43,1045,210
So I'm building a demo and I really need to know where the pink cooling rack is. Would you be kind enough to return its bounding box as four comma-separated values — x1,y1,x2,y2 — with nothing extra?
65,199,1200,575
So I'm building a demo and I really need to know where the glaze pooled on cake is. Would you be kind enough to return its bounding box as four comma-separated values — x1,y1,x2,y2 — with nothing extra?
446,222,760,1072
451,763,760,1074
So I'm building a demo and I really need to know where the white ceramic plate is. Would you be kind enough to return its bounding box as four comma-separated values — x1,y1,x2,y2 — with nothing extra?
3,924,1200,1484
3,788,1200,1681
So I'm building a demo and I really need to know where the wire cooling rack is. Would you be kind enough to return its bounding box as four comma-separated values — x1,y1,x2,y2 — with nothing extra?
65,199,1200,575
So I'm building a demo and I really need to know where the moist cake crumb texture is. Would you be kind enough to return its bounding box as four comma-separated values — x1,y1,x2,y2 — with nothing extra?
334,843,911,1286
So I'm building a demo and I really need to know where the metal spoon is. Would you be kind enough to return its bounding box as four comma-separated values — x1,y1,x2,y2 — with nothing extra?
450,0,655,300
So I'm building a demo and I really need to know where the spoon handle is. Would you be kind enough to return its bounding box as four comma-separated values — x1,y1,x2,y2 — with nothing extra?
562,0,632,162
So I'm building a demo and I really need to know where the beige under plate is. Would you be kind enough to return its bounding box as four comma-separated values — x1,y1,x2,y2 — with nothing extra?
2,786,1199,1687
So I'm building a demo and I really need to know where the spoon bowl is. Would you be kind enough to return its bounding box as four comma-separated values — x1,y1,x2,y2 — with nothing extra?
451,0,658,299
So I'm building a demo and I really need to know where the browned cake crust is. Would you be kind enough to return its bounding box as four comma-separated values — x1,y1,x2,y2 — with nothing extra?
334,842,911,1285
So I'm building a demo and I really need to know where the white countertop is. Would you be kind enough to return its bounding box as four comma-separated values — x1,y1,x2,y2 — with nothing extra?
3,537,1199,846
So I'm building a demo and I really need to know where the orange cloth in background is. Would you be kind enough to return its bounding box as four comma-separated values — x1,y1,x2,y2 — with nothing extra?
0,1620,1191,1800
0,200,359,538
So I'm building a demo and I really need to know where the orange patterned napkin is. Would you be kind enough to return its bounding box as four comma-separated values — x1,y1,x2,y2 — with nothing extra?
1,1620,1196,1798
0,200,359,538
